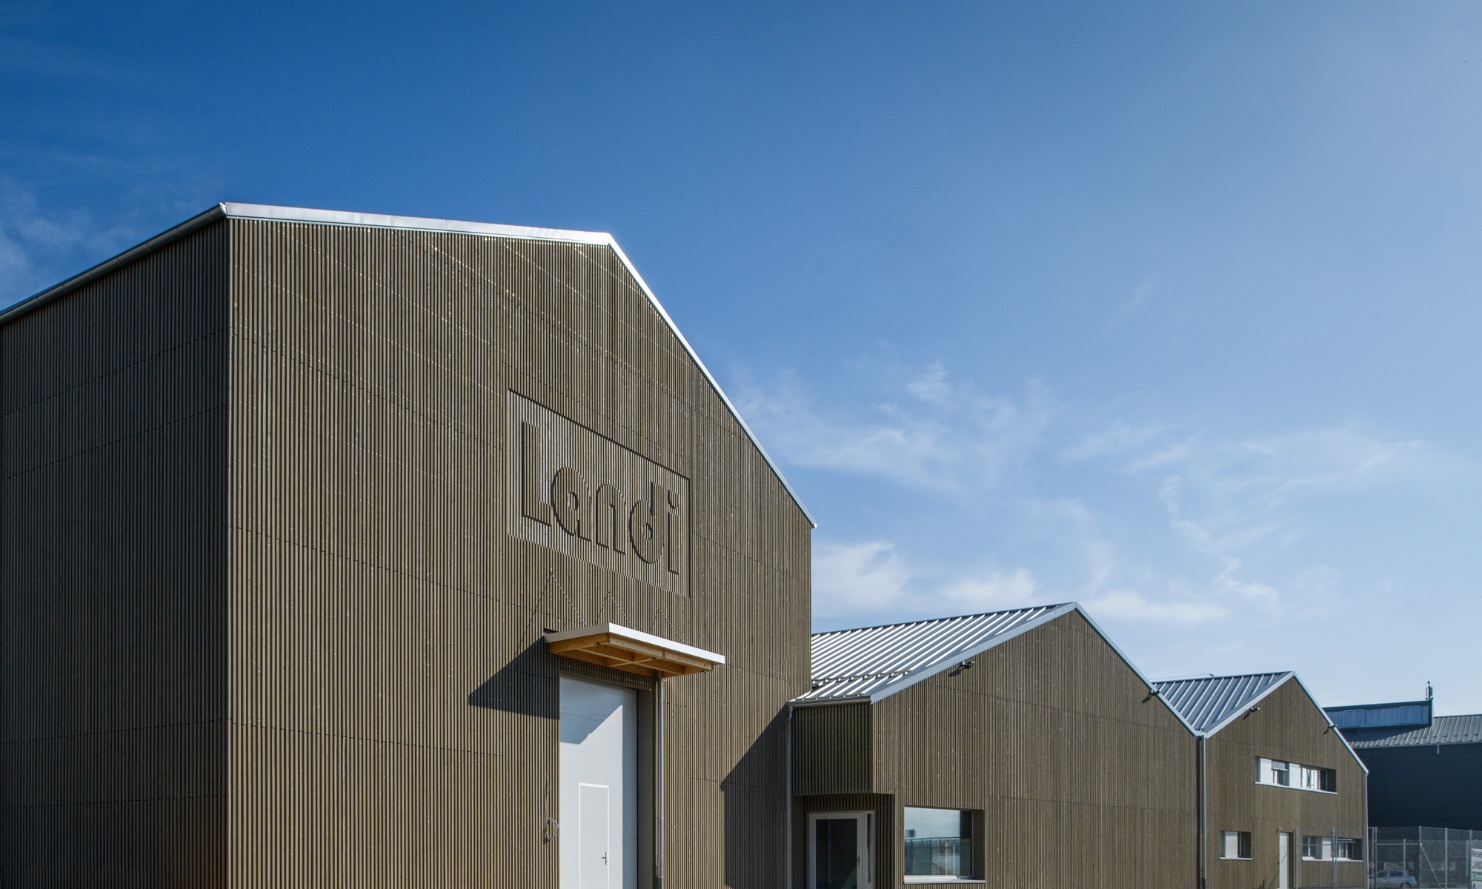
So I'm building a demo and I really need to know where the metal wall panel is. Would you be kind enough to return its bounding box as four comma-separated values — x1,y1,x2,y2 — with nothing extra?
1205,679,1367,889
0,224,231,887
225,218,812,888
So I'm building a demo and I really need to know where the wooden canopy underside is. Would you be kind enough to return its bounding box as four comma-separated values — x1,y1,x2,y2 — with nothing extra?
545,624,724,680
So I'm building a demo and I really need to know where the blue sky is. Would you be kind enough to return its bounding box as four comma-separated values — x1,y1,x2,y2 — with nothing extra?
4,1,1481,712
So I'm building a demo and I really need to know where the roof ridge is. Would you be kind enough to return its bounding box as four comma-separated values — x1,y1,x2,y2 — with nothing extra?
1154,670,1293,685
811,602,1073,638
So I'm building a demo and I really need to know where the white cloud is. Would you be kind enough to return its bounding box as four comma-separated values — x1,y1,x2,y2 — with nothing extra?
0,182,138,305
812,539,1049,625
904,362,951,404
752,359,1449,640
1082,588,1229,626
940,569,1041,612
812,540,912,620
737,366,1051,498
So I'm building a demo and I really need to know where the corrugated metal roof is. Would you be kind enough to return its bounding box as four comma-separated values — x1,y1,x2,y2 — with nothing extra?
795,604,1074,704
1154,672,1293,735
1346,714,1482,749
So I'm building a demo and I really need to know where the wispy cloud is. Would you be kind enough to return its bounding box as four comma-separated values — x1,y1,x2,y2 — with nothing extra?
812,540,912,620
0,183,138,305
738,363,1052,498
1082,588,1229,626
753,358,1444,634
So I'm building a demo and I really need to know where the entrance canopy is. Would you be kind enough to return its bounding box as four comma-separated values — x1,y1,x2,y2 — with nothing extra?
545,623,725,680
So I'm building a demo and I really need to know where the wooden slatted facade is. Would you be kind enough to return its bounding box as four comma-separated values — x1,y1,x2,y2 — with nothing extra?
1,207,813,888
792,610,1200,889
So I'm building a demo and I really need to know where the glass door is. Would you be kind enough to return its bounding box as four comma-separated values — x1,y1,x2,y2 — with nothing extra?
809,811,873,889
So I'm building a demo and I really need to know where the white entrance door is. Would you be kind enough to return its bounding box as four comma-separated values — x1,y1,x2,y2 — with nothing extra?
1277,831,1293,889
809,811,873,889
559,677,638,889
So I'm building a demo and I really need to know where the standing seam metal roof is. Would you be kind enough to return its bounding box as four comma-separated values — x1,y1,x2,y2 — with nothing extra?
1153,672,1293,735
1346,714,1482,749
795,604,1074,703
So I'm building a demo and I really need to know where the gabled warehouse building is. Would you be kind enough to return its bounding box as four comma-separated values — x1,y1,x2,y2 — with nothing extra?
1,204,1368,889
0,204,814,888
791,604,1200,889
1157,672,1368,889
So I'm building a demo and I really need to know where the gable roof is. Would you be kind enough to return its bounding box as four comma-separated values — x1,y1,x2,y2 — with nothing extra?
0,203,813,526
1154,672,1293,736
1345,714,1482,749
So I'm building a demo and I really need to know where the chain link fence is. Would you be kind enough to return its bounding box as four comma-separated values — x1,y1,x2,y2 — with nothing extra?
1369,826,1482,888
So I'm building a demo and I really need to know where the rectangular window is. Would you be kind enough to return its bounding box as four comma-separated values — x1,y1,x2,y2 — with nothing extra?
1300,766,1319,790
1257,758,1334,792
904,807,977,881
1302,836,1362,860
1222,831,1252,860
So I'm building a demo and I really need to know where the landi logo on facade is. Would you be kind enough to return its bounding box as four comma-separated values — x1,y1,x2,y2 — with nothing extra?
507,393,689,594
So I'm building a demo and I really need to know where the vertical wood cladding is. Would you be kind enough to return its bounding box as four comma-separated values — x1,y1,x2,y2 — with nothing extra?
1204,679,1367,889
798,611,1198,889
792,702,871,795
0,225,231,887
226,218,812,888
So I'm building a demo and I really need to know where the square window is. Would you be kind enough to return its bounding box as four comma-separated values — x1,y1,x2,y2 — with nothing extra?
904,807,977,880
1222,831,1252,860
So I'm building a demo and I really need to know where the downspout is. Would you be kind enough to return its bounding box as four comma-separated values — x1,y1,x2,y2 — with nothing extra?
1362,767,1370,889
786,706,794,889
656,681,665,889
1199,734,1208,889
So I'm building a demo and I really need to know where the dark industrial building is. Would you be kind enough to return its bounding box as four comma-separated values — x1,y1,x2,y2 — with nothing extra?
0,205,813,888
1158,673,1368,889
1329,697,1482,831
792,604,1200,888
1,204,1371,889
